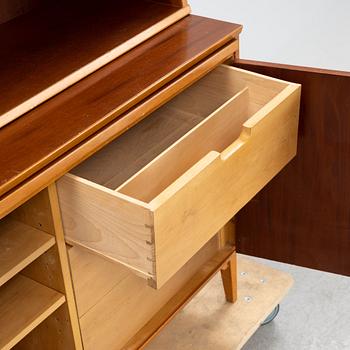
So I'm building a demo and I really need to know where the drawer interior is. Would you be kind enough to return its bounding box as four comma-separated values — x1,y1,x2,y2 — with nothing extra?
71,65,290,204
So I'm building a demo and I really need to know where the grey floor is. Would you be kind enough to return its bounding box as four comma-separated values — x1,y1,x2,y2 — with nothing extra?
243,256,350,350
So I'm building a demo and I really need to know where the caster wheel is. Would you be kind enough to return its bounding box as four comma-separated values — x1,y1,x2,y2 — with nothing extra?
261,304,280,326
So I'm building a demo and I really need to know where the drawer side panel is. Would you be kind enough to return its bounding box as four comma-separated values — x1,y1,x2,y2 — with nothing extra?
56,175,155,278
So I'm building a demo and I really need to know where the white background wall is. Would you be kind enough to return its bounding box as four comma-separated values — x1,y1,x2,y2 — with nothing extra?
190,0,350,71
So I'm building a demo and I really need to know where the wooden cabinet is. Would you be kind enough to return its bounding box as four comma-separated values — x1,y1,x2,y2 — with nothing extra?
2,0,346,349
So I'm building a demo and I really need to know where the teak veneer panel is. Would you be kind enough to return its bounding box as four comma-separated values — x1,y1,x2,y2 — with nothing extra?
0,275,65,350
0,0,189,128
0,218,55,287
0,15,242,200
0,0,44,24
234,60,350,276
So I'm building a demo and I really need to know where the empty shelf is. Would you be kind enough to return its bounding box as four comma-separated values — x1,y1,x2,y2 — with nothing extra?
0,275,65,350
0,219,55,287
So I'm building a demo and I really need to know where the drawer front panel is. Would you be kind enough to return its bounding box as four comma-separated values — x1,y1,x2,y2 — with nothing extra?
152,84,300,287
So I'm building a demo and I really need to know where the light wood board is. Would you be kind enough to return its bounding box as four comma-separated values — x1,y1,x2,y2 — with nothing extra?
0,218,55,287
68,236,222,350
0,275,65,350
146,255,293,350
11,187,83,349
57,174,155,278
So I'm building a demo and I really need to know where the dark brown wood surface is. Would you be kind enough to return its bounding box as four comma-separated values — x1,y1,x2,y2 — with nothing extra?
0,15,241,197
234,59,350,276
157,0,186,6
0,0,183,120
0,0,44,24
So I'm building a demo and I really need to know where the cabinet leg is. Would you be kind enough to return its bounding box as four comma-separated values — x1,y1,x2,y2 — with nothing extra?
218,219,237,303
220,253,237,303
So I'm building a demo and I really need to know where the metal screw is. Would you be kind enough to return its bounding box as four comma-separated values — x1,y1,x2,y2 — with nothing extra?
260,278,267,284
244,296,253,303
240,271,247,276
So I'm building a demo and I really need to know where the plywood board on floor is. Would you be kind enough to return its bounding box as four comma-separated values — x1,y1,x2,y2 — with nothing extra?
146,255,293,350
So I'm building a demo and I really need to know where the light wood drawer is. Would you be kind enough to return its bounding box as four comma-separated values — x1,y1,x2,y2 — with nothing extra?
56,65,301,288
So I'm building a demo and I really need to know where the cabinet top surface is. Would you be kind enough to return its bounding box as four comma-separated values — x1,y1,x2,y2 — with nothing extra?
0,15,241,201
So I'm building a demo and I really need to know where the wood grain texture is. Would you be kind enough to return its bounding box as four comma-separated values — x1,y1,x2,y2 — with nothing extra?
58,66,299,288
220,256,237,303
68,247,131,317
146,255,293,350
0,40,239,219
46,184,84,350
0,0,189,128
13,304,76,350
0,15,242,199
219,220,237,303
234,60,350,276
0,218,55,287
0,275,65,350
0,0,43,24
148,66,300,287
124,248,235,350
57,174,155,278
156,0,188,6
12,187,83,349
68,236,221,350
71,101,206,190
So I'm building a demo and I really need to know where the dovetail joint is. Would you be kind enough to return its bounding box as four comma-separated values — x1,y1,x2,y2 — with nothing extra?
147,277,157,289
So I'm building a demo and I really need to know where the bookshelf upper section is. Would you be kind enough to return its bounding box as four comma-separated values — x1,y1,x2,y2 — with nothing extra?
0,0,190,129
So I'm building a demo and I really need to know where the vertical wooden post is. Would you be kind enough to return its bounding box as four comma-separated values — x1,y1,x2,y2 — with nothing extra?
218,218,237,303
220,254,237,303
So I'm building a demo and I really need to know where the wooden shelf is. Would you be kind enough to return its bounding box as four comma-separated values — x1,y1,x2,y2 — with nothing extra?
0,218,55,287
0,0,189,128
0,274,65,350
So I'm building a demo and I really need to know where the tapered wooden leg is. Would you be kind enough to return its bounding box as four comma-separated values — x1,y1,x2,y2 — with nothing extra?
220,253,237,303
219,219,237,303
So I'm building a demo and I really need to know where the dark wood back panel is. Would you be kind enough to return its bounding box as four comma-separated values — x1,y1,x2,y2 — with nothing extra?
234,59,350,276
0,0,42,24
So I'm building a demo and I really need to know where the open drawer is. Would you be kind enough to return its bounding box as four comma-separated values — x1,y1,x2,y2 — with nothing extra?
56,65,301,289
